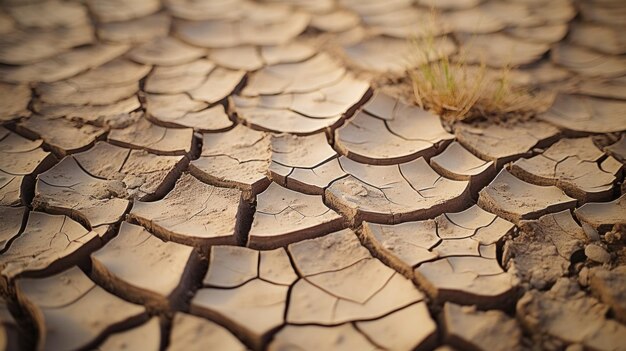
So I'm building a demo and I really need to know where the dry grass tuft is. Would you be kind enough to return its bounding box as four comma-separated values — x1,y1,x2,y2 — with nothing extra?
408,16,538,123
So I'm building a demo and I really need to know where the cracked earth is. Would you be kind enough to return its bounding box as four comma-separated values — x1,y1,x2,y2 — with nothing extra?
0,0,625,350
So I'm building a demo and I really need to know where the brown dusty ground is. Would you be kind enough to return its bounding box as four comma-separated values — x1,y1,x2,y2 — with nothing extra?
0,0,625,350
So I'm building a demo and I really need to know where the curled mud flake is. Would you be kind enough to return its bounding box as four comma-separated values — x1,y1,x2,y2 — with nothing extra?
75,141,187,201
91,222,202,310
568,23,625,55
441,7,505,34
260,42,316,65
326,157,470,224
505,23,568,45
0,44,130,84
16,267,146,351
96,317,160,351
128,36,205,66
17,116,106,157
97,13,171,44
516,278,626,350
539,94,626,134
146,94,233,132
269,133,344,194
363,205,516,308
342,36,456,73
108,118,194,156
34,157,130,228
430,141,495,195
574,76,626,100
511,137,619,202
455,120,560,169
189,125,271,195
129,173,246,247
578,1,626,26
0,206,26,252
0,212,99,284
574,194,626,232
168,313,246,351
504,210,586,290
0,130,55,206
443,302,523,351
209,46,264,71
286,229,426,325
248,182,344,249
414,0,481,10
478,169,576,224
7,0,90,29
552,43,626,78
269,324,378,351
87,0,160,23
191,246,296,349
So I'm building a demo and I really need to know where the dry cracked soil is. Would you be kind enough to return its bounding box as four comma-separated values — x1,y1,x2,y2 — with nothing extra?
0,0,625,350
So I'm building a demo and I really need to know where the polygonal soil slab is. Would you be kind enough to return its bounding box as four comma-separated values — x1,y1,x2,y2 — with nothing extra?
517,278,626,350
510,137,620,202
478,169,576,224
335,92,453,165
552,43,626,78
96,317,160,351
568,22,625,56
168,313,246,351
0,83,31,121
0,44,129,84
268,324,380,351
342,36,456,73
539,94,626,134
145,60,245,105
233,54,368,135
92,222,203,310
209,42,316,71
0,210,99,286
174,4,309,48
248,182,344,249
97,13,171,44
287,229,429,328
326,157,470,224
33,96,141,129
18,115,106,157
269,133,342,195
455,120,560,168
457,33,550,67
35,58,149,106
503,210,587,290
87,0,160,23
129,173,247,247
128,36,205,66
146,95,233,132
362,205,517,308
191,246,297,349
0,130,55,206
108,118,194,156
605,136,626,163
16,267,146,351
442,303,523,351
34,157,130,228
575,194,626,232
74,142,188,201
0,206,26,252
189,125,271,196
430,141,495,195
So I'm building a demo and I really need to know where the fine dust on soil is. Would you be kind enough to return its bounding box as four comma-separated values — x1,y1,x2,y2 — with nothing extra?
0,0,625,351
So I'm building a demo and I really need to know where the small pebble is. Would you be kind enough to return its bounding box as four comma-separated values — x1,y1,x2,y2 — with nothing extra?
585,244,611,264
